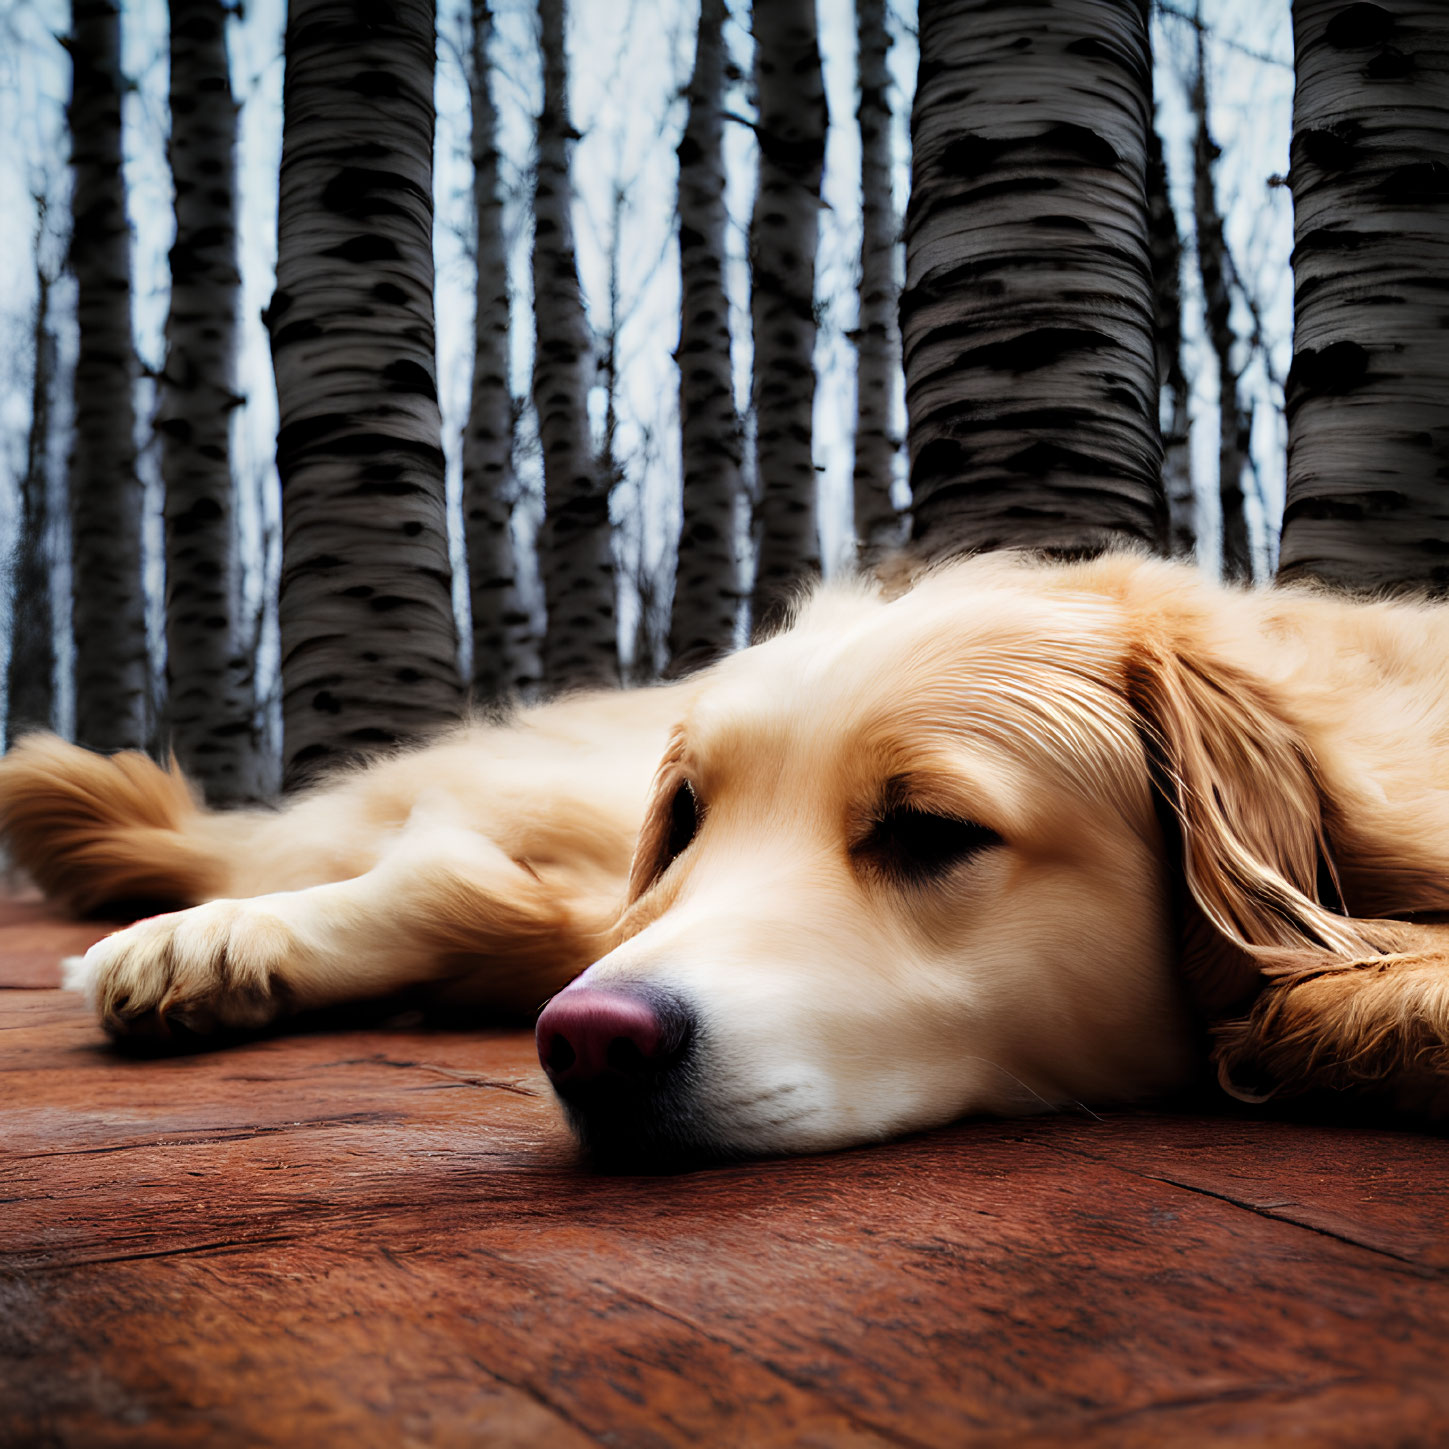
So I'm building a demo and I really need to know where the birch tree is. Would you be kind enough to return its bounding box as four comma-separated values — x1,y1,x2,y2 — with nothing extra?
68,0,149,751
1190,31,1251,580
670,0,742,669
902,0,1165,561
852,0,901,563
1278,0,1449,592
534,0,616,686
266,0,461,787
1147,127,1195,560
749,0,827,627
158,0,260,801
463,0,538,702
6,231,57,741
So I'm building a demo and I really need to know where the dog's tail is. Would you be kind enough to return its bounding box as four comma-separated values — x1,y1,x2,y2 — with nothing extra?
0,733,229,916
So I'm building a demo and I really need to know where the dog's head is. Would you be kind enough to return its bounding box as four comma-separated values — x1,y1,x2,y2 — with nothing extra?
536,554,1439,1164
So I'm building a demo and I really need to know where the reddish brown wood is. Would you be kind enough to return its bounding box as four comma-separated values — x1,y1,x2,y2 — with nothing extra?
3,904,1448,1446
0,889,104,987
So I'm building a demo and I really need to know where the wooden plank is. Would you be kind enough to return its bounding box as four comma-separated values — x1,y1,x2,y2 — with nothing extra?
1042,1112,1449,1269
0,893,106,988
4,917,1449,1447
1,1251,898,1449
1001,1379,1449,1449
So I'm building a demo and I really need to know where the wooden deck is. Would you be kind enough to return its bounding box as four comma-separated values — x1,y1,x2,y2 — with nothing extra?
3,893,1448,1448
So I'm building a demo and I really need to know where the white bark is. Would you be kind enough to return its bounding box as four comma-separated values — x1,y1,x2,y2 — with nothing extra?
463,0,539,703
159,0,261,801
1279,0,1449,592
670,0,742,669
749,0,827,628
533,0,616,687
266,0,461,788
852,0,903,564
902,0,1165,561
7,253,57,740
1147,125,1195,559
68,0,149,751
1190,35,1251,581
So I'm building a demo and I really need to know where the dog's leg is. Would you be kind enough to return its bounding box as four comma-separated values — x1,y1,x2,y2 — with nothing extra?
1213,921,1449,1117
67,801,617,1038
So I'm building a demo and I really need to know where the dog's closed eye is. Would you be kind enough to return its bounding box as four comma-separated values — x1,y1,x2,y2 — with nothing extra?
855,806,1001,885
665,780,701,867
628,777,706,900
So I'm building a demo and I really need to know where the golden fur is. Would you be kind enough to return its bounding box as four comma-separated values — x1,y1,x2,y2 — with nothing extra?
5,553,1449,1154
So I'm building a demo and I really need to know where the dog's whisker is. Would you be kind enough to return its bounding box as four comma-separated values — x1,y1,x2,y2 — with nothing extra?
960,1055,1062,1115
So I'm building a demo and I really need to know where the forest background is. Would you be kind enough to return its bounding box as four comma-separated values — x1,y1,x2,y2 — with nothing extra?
0,0,1294,788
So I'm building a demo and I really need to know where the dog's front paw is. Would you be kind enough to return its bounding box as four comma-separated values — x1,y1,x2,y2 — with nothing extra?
72,900,296,1038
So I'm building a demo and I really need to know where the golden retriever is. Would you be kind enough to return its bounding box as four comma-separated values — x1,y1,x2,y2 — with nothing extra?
4,551,1449,1162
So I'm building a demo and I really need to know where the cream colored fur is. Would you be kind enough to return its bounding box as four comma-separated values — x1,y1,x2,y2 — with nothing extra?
6,552,1449,1154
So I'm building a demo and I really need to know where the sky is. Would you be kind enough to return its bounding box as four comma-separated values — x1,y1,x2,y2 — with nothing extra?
0,0,1294,739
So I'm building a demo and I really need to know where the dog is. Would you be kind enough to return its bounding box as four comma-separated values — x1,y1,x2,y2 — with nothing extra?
4,551,1449,1163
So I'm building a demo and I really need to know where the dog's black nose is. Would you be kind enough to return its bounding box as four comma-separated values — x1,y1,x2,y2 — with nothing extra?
536,984,690,1090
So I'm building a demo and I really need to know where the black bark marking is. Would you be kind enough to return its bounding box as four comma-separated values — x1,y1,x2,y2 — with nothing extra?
1281,489,1411,526
321,165,430,220
321,234,401,265
1377,162,1449,203
1286,341,1371,399
1324,3,1395,48
381,358,437,401
1364,46,1414,80
954,326,1115,374
1297,123,1365,173
941,122,1121,178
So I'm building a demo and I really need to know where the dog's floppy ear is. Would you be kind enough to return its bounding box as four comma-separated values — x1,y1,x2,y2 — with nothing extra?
1124,632,1387,1003
1123,626,1449,1115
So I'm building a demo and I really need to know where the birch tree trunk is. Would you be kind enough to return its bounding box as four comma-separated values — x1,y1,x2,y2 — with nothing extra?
6,256,57,741
1278,0,1449,592
1147,126,1195,560
670,0,742,670
463,0,538,703
1190,36,1252,581
749,0,827,628
159,0,260,801
902,0,1165,561
852,0,902,564
266,0,461,788
68,0,149,751
534,0,616,687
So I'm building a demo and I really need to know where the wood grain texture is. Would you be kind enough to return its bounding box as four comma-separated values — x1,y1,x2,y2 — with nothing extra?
3,903,1448,1447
